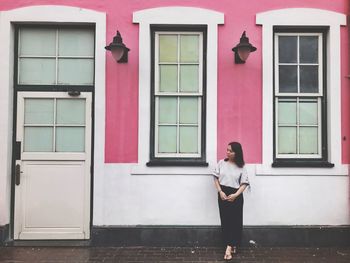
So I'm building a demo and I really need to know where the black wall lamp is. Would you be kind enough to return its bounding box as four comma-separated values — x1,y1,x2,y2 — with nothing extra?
105,30,130,63
232,31,257,64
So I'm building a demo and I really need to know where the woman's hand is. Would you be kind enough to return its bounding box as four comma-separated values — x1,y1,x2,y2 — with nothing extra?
219,191,228,201
227,193,238,202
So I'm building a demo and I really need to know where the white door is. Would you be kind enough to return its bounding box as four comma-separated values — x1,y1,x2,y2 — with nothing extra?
14,92,92,240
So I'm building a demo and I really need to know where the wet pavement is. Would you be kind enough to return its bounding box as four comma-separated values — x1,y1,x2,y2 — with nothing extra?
1,246,350,263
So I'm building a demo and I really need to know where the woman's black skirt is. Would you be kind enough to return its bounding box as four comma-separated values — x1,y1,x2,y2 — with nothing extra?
218,184,244,247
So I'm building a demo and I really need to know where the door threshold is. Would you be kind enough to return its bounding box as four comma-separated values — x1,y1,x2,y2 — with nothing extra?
7,240,91,247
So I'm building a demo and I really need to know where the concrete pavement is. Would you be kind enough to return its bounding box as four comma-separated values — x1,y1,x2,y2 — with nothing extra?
1,246,350,262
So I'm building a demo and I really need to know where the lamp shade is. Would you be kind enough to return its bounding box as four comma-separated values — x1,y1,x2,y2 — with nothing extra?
111,48,125,62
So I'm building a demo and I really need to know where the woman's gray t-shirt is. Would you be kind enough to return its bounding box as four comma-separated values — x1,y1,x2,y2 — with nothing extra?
213,159,249,189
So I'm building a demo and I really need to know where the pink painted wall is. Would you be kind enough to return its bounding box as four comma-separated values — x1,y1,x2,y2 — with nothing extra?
0,0,349,163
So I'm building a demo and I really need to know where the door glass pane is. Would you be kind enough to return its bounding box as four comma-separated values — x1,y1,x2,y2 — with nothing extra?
158,126,177,153
300,65,318,93
300,36,318,63
24,127,53,152
19,58,56,84
278,36,297,63
159,97,177,124
300,100,318,125
179,126,198,153
58,59,94,85
20,28,56,56
180,35,199,62
56,99,85,125
179,97,198,124
159,65,177,92
278,127,297,154
25,99,54,125
180,65,199,92
278,100,296,125
58,29,94,56
56,127,85,152
279,65,297,93
299,127,318,154
159,35,178,63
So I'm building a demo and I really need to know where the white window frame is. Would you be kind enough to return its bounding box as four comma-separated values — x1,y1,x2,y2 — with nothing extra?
275,33,323,97
275,32,323,159
276,97,322,159
154,31,203,158
256,8,347,175
132,7,224,174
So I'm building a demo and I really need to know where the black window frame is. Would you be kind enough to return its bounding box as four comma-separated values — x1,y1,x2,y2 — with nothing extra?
147,25,208,167
272,26,334,168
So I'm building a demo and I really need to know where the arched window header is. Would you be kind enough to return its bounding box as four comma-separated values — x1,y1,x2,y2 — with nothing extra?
133,7,224,24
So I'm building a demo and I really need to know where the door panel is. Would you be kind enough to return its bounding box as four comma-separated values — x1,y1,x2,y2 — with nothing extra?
14,92,91,240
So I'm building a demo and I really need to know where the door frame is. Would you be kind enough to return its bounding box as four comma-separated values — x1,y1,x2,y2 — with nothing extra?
0,6,106,242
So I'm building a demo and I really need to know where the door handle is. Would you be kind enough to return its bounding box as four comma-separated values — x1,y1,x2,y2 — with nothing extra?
15,164,21,186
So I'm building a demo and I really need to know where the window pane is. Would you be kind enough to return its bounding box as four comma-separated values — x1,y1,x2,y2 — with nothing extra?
300,36,318,63
56,127,85,152
24,127,53,152
158,126,177,153
57,59,94,85
20,28,56,56
159,35,178,62
180,65,199,92
300,100,318,125
25,99,54,125
159,65,177,92
300,65,318,93
179,97,198,124
56,99,85,125
279,65,297,93
180,35,199,62
159,97,177,124
278,36,297,63
299,127,318,154
19,58,56,84
278,100,296,125
278,127,297,154
58,29,94,56
179,126,198,153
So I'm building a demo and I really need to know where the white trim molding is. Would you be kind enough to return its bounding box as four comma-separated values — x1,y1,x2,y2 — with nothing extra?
256,8,347,176
132,7,224,175
0,5,106,225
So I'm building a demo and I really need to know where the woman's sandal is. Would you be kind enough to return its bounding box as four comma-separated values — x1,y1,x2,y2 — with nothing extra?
224,253,233,261
224,246,233,261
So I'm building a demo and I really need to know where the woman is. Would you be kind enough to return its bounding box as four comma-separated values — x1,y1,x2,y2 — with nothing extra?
213,141,249,261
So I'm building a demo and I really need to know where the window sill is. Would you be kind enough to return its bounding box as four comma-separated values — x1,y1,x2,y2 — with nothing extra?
146,159,208,167
130,164,212,175
272,160,334,168
255,163,348,176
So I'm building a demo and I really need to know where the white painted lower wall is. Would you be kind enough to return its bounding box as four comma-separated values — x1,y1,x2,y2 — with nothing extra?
93,164,350,226
0,161,12,226
2,162,349,227
0,119,12,226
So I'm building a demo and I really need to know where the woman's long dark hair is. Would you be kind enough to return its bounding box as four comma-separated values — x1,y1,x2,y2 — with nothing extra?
224,141,245,168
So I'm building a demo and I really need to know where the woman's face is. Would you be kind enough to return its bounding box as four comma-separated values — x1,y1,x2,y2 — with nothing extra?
226,145,235,160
